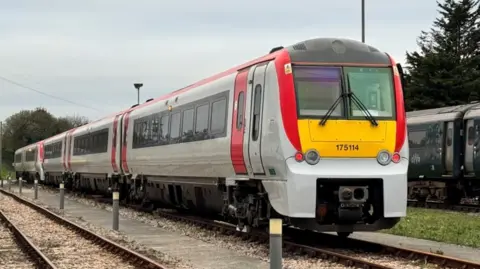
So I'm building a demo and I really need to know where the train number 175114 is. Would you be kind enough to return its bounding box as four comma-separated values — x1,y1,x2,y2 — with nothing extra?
336,144,359,151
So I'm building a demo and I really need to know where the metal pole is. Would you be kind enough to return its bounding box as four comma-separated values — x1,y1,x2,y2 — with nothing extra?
59,182,64,210
19,176,22,194
361,0,365,43
269,218,283,269
137,89,140,105
112,191,119,231
34,179,38,199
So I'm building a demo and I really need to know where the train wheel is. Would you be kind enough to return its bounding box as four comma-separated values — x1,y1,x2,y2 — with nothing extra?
337,232,351,238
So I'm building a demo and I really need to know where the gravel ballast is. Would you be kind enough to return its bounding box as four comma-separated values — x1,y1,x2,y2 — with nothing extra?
0,214,36,269
0,193,140,269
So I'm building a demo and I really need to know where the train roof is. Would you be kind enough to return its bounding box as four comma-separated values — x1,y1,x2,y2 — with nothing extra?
285,37,390,65
20,37,396,149
407,103,479,124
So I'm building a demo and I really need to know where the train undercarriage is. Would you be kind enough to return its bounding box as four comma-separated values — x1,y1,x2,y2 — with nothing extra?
35,172,397,235
408,179,480,205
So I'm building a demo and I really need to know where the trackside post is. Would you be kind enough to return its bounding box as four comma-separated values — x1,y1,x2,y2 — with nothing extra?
112,191,119,231
269,218,283,269
59,182,64,210
34,179,38,199
19,177,22,194
8,176,11,191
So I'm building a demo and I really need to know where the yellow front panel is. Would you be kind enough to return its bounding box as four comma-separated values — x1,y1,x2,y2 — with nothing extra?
297,119,396,158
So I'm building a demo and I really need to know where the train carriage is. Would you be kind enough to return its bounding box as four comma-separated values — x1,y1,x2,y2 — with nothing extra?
68,117,116,192
14,143,43,183
42,132,69,185
406,103,480,204
15,37,409,236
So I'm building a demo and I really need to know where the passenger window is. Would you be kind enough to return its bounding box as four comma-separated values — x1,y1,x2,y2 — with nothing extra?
151,116,159,142
210,99,226,134
170,112,181,140
252,84,262,141
468,126,475,146
236,92,245,130
160,115,169,142
182,109,194,140
195,104,209,134
447,128,453,147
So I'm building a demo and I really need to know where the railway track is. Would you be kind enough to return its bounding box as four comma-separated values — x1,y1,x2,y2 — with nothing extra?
0,208,53,268
408,200,480,213
20,183,480,269
83,193,480,269
152,210,480,269
0,189,168,269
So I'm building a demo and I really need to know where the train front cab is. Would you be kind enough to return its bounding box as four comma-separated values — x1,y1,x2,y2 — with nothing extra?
264,38,409,233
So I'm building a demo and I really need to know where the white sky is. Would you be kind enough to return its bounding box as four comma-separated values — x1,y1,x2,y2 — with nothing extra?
0,0,439,122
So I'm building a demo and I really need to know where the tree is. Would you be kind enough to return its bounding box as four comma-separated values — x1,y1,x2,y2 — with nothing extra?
404,0,480,111
1,108,90,169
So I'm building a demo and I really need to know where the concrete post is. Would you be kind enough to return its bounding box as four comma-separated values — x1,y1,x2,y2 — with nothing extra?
269,218,283,269
112,191,119,231
19,177,22,194
59,182,64,210
34,179,38,199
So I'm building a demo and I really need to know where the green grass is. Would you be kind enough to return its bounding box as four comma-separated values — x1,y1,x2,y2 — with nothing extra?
382,207,480,249
1,166,12,179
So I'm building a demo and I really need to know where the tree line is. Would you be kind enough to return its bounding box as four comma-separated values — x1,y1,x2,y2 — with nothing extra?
1,107,89,170
404,0,480,111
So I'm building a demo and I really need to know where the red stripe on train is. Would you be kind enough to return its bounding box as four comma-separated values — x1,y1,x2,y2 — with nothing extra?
111,115,120,173
121,112,131,173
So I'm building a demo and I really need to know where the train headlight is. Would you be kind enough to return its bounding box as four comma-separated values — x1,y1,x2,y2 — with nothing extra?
376,150,391,166
304,149,320,165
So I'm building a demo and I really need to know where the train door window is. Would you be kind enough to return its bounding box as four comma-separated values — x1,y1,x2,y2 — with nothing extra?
132,122,138,147
252,84,262,141
447,128,453,146
151,115,160,143
236,92,245,130
170,112,181,142
160,115,169,143
210,98,227,134
182,108,194,141
195,104,209,138
468,126,475,145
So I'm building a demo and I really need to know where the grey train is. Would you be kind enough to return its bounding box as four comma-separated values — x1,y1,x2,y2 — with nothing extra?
407,103,480,205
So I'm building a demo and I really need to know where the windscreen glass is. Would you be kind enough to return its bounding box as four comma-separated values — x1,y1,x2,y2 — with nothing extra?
344,67,395,118
293,66,343,117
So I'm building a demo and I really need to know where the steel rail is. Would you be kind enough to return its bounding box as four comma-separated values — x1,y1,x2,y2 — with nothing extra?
0,208,57,269
0,189,169,269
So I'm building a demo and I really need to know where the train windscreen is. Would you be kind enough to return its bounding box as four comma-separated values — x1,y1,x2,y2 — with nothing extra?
293,65,395,119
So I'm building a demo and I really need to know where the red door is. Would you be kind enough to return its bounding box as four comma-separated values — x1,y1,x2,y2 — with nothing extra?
230,69,249,174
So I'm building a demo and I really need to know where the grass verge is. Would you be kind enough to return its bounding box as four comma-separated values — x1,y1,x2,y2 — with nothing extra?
382,207,480,249
1,166,12,179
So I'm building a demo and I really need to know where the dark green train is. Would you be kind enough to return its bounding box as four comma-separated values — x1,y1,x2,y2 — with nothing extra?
407,103,480,205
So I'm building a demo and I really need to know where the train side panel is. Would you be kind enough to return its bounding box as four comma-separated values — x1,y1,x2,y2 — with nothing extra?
43,133,67,184
70,118,113,174
125,74,236,178
258,61,290,181
13,148,24,178
22,143,39,182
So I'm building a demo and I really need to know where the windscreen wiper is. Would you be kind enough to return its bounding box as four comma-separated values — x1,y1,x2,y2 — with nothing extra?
348,91,378,127
319,93,347,126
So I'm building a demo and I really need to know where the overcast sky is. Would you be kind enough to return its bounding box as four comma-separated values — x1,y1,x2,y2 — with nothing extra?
0,0,439,122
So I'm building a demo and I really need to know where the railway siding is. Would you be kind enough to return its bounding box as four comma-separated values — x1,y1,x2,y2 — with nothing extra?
11,184,480,269
7,185,270,269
